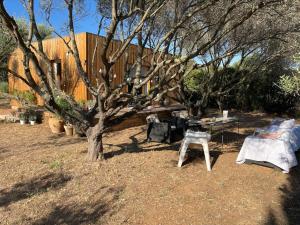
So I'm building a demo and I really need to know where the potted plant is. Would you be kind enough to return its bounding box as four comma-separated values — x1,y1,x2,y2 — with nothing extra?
19,112,27,125
48,96,72,134
64,122,73,136
78,99,88,110
28,112,37,125
48,115,64,134
86,100,96,110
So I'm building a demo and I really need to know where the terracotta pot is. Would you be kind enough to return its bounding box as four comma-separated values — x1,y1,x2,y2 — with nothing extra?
11,99,22,110
64,125,73,136
48,117,64,134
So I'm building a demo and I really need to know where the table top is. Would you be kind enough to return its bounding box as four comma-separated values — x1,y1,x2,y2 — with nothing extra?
188,116,238,126
138,104,186,114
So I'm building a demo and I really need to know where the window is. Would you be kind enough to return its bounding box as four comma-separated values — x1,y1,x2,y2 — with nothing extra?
126,65,150,94
51,60,62,89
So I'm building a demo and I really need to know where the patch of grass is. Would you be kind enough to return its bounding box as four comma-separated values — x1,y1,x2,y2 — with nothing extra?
40,159,48,164
0,82,8,93
49,160,63,170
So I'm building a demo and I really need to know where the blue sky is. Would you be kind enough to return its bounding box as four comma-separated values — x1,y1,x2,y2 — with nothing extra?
3,1,242,64
4,0,101,35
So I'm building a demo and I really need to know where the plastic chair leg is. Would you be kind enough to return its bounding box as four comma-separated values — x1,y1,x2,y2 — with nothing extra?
202,142,211,171
178,140,189,167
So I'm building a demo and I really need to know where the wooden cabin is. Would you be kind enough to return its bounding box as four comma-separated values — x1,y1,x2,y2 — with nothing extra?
8,32,160,106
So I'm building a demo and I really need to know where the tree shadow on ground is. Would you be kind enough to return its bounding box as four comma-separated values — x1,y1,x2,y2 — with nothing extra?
32,186,124,225
0,172,72,207
0,98,10,109
104,140,181,160
1,135,85,159
264,152,300,225
103,129,223,169
211,130,247,151
102,125,234,168
103,128,182,159
180,149,222,169
233,112,272,129
206,110,272,129
29,135,85,150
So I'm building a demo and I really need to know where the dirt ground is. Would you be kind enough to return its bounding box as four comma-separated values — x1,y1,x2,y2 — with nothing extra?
0,101,300,224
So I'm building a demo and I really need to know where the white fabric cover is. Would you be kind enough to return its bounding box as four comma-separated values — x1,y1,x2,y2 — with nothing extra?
185,130,211,140
279,119,295,129
236,123,300,173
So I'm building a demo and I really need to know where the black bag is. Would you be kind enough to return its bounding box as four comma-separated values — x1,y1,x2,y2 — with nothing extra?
147,122,171,143
147,118,187,143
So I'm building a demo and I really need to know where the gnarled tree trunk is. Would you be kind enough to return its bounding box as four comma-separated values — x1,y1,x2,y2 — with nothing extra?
86,118,104,161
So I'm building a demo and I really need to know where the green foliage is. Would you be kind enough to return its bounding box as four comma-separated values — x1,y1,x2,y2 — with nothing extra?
278,75,300,96
278,55,300,97
0,18,52,81
0,82,8,93
0,18,28,56
86,100,96,109
49,160,63,170
28,110,37,121
54,95,78,121
230,70,297,113
77,99,96,110
22,91,37,103
0,18,29,81
19,112,28,121
215,53,298,113
184,69,207,93
13,90,37,104
55,96,72,111
183,60,297,114
77,99,87,108
37,23,53,40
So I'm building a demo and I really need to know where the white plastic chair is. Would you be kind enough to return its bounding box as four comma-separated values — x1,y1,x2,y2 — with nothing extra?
178,130,211,171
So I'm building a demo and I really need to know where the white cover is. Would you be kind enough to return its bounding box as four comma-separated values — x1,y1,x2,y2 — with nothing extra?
236,125,300,173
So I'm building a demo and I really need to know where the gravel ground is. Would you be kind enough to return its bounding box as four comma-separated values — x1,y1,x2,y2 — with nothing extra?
0,109,300,225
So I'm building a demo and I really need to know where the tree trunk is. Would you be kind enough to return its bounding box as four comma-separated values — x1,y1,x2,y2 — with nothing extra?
197,106,206,117
87,132,103,161
216,99,223,112
86,120,104,161
188,105,199,117
196,97,207,118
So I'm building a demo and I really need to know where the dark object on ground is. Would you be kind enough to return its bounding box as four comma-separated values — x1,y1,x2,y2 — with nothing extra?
147,117,187,143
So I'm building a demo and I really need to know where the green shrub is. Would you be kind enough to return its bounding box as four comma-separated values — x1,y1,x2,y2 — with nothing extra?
183,66,297,114
184,69,207,93
0,82,8,93
13,90,37,104
21,91,37,103
222,69,298,113
278,74,300,96
55,96,72,111
77,99,87,107
86,100,96,109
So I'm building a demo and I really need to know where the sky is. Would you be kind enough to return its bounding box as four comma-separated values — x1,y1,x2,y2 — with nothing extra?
4,0,101,35
3,0,242,64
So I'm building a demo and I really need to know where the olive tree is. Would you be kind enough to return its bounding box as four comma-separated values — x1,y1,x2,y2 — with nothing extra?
0,0,291,161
